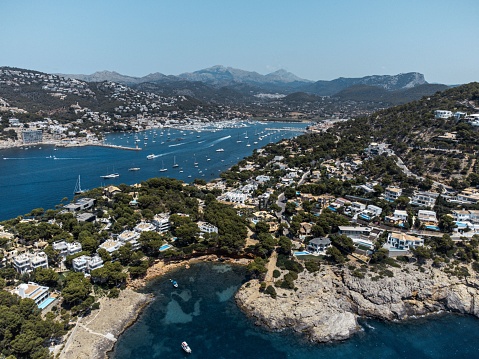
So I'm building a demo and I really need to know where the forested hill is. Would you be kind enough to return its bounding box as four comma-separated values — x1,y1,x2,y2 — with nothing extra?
267,82,479,189
333,82,479,184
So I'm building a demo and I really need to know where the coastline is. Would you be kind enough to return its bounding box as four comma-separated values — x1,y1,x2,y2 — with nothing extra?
61,255,252,359
235,261,479,343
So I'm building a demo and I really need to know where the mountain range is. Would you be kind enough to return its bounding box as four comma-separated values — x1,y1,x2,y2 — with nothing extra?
58,66,445,102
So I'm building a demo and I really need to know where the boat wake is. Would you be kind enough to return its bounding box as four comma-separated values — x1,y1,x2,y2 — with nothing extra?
207,135,231,147
168,142,185,148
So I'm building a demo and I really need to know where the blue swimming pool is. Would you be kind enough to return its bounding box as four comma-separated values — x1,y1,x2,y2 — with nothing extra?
293,251,311,256
38,297,56,310
159,244,172,251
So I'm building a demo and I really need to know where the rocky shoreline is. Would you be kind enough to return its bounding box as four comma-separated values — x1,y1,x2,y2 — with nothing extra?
235,262,479,343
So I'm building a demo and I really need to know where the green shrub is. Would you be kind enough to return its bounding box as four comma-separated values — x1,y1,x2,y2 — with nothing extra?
265,285,277,299
305,260,320,272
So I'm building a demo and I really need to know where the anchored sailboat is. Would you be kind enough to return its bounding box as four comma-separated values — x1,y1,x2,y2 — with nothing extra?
74,175,86,195
173,156,179,168
159,160,168,172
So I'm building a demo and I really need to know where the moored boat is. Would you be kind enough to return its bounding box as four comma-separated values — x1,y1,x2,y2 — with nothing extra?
170,279,178,288
181,341,191,353
128,167,140,171
101,173,119,179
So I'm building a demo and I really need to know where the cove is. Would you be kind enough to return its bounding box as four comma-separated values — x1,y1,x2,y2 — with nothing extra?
111,262,479,359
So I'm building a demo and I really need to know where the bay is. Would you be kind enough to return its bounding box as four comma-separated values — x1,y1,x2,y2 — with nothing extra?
0,121,307,221
111,262,479,359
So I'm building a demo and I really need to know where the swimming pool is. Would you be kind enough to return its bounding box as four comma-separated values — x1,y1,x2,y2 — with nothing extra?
293,251,311,256
159,244,172,251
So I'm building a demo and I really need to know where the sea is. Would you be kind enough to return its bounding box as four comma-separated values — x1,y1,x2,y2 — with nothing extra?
0,121,307,221
111,263,479,359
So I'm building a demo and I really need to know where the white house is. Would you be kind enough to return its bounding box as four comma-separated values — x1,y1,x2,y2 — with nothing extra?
152,213,170,233
417,210,438,225
52,241,82,258
134,222,156,233
14,282,52,309
307,237,331,254
386,232,424,251
338,226,372,240
198,221,218,234
72,255,104,273
98,239,123,253
384,186,402,202
118,230,141,250
13,252,49,274
410,191,439,207
224,191,247,204
434,110,453,119
367,205,383,217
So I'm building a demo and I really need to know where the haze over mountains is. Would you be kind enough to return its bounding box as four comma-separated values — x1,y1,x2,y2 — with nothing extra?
59,66,446,102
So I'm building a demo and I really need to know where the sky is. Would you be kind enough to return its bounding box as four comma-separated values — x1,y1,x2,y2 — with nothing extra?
0,0,477,85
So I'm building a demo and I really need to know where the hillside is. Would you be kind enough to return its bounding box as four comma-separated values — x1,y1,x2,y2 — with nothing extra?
326,82,479,186
302,72,429,96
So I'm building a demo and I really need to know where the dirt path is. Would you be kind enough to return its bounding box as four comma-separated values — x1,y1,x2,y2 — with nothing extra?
58,289,150,359
264,251,278,286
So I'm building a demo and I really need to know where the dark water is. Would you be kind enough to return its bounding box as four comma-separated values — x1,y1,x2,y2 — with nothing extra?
0,122,307,220
112,263,479,359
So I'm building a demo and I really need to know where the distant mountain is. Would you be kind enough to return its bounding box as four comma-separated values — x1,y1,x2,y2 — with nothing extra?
333,83,449,105
178,65,311,87
59,70,171,85
302,72,428,96
57,67,448,106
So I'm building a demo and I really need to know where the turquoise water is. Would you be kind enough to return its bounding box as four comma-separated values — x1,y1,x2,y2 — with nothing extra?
0,122,307,220
111,263,479,359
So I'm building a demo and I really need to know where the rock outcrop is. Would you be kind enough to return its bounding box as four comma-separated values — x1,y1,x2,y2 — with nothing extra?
235,263,479,343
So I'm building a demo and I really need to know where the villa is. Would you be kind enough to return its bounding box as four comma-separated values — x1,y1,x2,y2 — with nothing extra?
386,232,424,253
14,282,55,310
307,237,331,254
72,255,104,273
13,251,48,274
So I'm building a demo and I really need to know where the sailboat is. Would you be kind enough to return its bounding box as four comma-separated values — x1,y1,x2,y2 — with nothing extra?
193,155,199,167
245,131,248,139
159,160,168,172
172,156,179,168
74,175,86,195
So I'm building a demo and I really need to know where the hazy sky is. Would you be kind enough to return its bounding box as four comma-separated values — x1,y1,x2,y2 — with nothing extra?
1,0,477,84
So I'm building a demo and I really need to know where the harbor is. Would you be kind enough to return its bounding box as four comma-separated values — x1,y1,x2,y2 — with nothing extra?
0,121,308,220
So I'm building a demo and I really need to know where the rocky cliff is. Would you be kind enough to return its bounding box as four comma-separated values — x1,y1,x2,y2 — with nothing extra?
235,263,479,343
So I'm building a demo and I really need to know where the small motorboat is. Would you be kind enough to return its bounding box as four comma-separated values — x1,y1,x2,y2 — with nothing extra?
181,341,192,353
170,279,178,288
